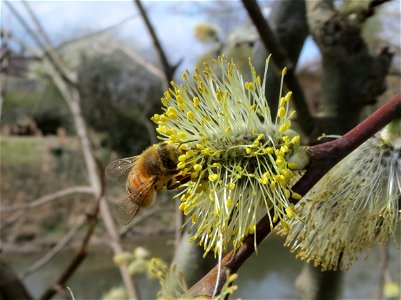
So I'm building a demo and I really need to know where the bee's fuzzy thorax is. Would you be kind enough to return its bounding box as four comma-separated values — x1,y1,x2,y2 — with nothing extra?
152,55,309,255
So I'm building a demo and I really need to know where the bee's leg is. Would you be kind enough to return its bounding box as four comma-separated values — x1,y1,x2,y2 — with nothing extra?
176,174,191,184
166,180,181,190
166,174,190,190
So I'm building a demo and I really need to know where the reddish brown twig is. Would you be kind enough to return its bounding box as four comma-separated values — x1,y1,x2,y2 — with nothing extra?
39,201,100,300
39,161,105,300
184,92,401,297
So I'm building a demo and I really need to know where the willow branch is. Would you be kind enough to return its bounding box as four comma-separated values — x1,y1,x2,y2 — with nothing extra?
0,186,94,213
185,92,401,297
242,0,314,134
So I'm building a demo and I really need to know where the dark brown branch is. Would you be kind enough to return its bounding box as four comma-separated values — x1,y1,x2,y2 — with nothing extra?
39,200,100,300
20,204,93,278
0,259,33,300
184,92,401,297
361,0,392,20
133,0,184,246
301,92,401,194
242,0,314,134
133,0,175,86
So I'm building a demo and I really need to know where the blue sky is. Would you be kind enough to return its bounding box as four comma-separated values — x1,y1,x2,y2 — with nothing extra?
2,1,321,73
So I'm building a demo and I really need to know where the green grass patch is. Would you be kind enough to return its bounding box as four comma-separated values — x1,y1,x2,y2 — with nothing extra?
1,137,44,166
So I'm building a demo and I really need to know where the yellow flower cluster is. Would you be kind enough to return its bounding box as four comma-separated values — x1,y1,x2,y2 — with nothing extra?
152,55,308,256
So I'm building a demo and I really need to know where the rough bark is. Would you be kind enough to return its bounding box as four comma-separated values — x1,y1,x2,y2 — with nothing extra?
307,0,393,136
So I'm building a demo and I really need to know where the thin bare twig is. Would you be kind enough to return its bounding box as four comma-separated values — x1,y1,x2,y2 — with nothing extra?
4,1,76,86
21,0,77,83
39,199,100,300
0,186,94,213
133,0,177,87
3,212,28,248
55,15,136,51
185,92,401,297
118,43,165,82
19,202,95,279
133,0,183,247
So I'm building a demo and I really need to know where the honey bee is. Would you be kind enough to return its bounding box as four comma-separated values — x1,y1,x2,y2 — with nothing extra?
106,142,185,224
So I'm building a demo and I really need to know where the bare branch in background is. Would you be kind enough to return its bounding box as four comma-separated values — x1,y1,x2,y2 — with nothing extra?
242,0,314,135
133,0,179,87
0,211,26,235
2,211,29,249
39,199,100,300
21,0,78,83
133,0,184,247
140,115,158,145
118,43,165,82
19,200,96,279
0,28,28,54
6,1,139,298
185,92,401,297
0,186,94,213
55,15,137,50
5,1,76,86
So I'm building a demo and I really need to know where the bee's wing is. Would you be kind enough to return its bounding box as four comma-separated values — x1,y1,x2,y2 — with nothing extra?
105,156,138,182
117,178,155,225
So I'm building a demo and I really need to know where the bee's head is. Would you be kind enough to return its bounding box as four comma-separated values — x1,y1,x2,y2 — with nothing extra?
157,142,178,171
